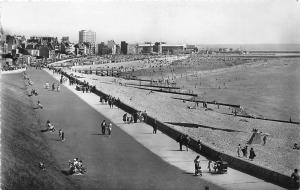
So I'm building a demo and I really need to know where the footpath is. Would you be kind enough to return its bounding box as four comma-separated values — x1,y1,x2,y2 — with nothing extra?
45,68,285,190
29,68,224,190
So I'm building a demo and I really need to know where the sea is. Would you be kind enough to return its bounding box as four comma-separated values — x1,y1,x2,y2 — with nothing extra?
196,44,300,52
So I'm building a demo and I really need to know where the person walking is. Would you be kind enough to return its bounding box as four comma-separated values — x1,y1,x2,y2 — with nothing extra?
207,160,212,172
101,120,106,135
197,140,202,153
249,148,256,161
153,119,158,134
242,145,248,158
184,135,190,151
237,144,242,157
58,129,65,141
123,113,127,123
194,155,202,176
291,169,300,190
176,134,184,151
263,135,267,145
107,122,112,136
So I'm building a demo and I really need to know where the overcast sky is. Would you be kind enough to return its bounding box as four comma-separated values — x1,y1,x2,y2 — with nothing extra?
1,0,300,44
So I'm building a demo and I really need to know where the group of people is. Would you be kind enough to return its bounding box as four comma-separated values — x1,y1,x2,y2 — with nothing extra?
100,95,120,109
43,120,65,141
237,144,256,160
176,134,191,151
122,111,146,124
68,158,86,175
100,120,112,136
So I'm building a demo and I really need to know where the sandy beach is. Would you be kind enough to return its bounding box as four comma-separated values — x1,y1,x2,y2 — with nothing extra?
64,56,300,176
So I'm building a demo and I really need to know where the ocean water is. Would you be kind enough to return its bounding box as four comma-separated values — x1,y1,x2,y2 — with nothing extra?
197,44,300,51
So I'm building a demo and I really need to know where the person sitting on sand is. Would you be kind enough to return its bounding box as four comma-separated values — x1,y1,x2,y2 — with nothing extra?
44,82,50,89
46,120,55,132
37,100,43,109
39,162,46,170
293,143,300,150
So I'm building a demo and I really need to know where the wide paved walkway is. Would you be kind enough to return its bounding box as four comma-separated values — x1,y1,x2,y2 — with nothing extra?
28,68,223,190
45,68,285,190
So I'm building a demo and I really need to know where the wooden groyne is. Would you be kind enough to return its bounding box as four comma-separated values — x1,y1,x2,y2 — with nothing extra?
222,113,300,125
133,86,197,97
172,97,241,108
173,97,300,125
126,83,181,89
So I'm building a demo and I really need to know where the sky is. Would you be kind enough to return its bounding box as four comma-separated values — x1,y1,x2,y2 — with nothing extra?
1,0,300,44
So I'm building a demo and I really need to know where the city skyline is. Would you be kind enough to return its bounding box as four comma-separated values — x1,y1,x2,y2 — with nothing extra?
1,0,300,44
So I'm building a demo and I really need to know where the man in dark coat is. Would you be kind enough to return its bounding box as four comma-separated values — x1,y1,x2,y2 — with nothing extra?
176,134,184,151
101,120,106,135
249,148,256,160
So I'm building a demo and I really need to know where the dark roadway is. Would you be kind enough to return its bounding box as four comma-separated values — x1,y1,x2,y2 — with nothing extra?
28,68,222,190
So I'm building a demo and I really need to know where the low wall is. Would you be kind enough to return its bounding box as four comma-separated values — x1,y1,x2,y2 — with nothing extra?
56,68,297,189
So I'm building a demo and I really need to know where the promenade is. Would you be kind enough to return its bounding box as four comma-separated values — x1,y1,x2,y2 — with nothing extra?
27,68,223,190
43,67,285,190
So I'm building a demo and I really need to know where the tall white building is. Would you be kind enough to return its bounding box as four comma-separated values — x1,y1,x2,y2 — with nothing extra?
79,30,96,54
79,30,96,44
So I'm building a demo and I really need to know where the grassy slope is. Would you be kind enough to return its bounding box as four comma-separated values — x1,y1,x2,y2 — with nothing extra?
1,73,79,190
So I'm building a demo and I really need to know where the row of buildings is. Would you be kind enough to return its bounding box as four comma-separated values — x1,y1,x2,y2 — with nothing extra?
97,41,198,55
0,29,198,66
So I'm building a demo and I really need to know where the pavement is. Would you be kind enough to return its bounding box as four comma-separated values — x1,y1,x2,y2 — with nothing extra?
27,67,222,190
29,67,285,190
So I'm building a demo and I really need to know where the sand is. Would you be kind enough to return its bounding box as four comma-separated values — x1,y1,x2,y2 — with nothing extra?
61,55,300,176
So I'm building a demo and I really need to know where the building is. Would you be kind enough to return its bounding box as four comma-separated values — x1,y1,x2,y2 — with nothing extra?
61,36,69,43
79,30,96,54
159,44,185,54
138,42,154,54
127,44,138,54
79,30,96,44
60,42,75,55
98,42,111,55
185,45,198,53
120,41,128,54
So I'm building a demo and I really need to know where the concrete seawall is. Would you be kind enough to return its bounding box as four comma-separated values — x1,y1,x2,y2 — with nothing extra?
58,68,297,189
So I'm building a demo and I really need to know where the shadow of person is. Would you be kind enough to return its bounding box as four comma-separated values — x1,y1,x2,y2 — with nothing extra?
61,170,72,176
40,129,49,132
